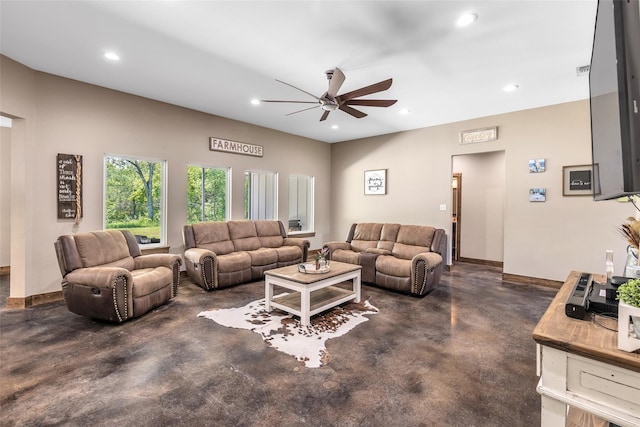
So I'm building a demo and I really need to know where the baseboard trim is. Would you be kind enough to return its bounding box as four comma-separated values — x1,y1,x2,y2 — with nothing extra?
458,257,503,268
6,291,64,309
502,273,563,289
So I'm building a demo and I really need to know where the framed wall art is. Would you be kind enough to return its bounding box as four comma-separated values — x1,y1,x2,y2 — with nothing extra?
563,164,593,196
529,158,546,173
364,169,386,195
529,188,546,202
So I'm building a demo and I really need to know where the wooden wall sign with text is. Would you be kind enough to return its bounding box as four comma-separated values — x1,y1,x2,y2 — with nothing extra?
57,153,83,221
209,137,263,157
459,127,498,144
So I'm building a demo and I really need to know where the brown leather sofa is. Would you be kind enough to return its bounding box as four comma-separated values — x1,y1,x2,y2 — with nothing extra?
323,223,446,296
182,220,309,290
54,229,182,323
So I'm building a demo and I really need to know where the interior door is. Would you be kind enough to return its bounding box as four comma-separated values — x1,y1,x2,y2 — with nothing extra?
451,173,461,262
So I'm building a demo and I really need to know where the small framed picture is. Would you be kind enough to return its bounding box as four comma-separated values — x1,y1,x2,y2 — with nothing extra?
529,158,546,173
364,169,387,195
563,165,593,196
529,188,546,202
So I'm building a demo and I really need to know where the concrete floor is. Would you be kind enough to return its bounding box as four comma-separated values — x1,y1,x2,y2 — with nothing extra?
0,263,557,426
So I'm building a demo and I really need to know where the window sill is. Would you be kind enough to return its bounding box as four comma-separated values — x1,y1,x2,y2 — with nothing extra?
141,245,170,255
287,231,315,238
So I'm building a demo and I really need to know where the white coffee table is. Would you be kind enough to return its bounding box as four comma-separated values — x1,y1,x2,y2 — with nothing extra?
264,261,362,326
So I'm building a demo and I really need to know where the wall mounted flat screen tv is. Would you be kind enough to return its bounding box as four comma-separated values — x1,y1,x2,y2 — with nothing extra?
589,0,640,201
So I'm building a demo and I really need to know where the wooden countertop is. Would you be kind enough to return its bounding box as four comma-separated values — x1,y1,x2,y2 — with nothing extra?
532,271,640,373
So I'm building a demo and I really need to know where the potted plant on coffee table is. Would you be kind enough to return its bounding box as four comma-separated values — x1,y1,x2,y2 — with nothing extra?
617,278,640,348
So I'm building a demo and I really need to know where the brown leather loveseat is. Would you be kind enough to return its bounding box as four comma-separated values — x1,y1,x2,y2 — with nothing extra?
323,223,446,296
183,220,309,290
54,229,182,323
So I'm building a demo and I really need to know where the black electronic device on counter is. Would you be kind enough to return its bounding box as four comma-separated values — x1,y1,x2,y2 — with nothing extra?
565,272,593,320
564,274,629,320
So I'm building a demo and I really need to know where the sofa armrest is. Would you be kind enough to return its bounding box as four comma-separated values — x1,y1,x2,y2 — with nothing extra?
411,252,443,296
63,267,134,322
184,247,217,290
283,237,310,262
135,253,182,270
323,241,352,259
65,266,132,288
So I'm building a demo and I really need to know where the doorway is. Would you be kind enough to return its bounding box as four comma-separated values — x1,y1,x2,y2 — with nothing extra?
451,173,462,262
451,151,505,266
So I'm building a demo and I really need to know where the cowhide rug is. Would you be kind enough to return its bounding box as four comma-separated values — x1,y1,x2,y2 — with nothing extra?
198,296,378,368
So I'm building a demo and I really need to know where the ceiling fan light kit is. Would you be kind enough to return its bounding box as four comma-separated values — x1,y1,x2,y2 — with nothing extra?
261,67,397,122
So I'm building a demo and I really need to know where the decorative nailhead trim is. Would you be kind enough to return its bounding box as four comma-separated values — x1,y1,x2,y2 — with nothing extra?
112,277,128,322
412,259,435,296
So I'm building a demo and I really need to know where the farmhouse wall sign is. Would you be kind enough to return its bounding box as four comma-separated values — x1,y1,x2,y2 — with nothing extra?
209,137,263,157
459,127,498,144
57,153,83,222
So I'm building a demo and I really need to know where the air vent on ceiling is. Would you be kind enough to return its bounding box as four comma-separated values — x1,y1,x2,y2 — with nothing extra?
576,65,590,76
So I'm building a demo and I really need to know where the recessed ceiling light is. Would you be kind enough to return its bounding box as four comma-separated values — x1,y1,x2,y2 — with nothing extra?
331,125,338,130
503,84,520,92
104,52,120,61
250,99,260,105
399,108,411,115
456,13,477,27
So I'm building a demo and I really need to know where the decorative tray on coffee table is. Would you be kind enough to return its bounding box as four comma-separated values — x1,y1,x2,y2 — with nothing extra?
297,263,331,274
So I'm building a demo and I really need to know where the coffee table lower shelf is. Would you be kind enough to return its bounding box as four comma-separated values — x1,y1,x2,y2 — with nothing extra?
270,287,356,319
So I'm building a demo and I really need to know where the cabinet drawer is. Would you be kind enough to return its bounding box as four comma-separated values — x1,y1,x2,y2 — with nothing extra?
567,354,640,416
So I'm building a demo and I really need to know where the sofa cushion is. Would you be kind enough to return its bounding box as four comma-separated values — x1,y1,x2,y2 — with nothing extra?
351,223,383,252
275,246,302,263
391,225,435,260
376,255,411,277
247,248,278,266
366,248,392,255
192,222,234,255
228,221,261,252
332,249,361,264
131,267,172,298
255,221,285,248
216,251,252,273
380,223,401,243
75,230,132,268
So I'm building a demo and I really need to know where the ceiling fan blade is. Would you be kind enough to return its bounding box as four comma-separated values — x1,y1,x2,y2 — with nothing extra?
327,67,345,98
286,105,320,116
339,78,393,102
345,99,397,107
339,104,367,119
275,79,320,101
319,110,330,121
261,100,318,104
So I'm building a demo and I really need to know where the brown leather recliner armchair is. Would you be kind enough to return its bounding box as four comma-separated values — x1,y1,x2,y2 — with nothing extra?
54,229,182,323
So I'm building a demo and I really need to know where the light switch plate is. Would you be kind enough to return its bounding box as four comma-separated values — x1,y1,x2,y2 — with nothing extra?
439,204,447,211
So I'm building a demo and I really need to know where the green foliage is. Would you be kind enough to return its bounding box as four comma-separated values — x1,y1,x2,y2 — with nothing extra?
105,157,161,228
618,278,640,308
186,166,227,223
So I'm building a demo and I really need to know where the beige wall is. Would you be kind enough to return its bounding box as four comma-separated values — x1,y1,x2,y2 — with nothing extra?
0,56,331,298
2,53,636,299
0,126,10,267
330,101,633,282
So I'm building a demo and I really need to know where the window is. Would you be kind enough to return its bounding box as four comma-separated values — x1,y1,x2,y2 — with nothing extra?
186,165,229,223
288,175,314,233
244,170,278,220
104,154,166,246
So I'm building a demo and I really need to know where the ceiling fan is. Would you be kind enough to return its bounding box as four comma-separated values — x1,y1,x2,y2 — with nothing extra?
261,67,397,121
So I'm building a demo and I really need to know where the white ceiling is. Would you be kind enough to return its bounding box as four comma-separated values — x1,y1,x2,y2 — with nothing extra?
0,0,597,143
